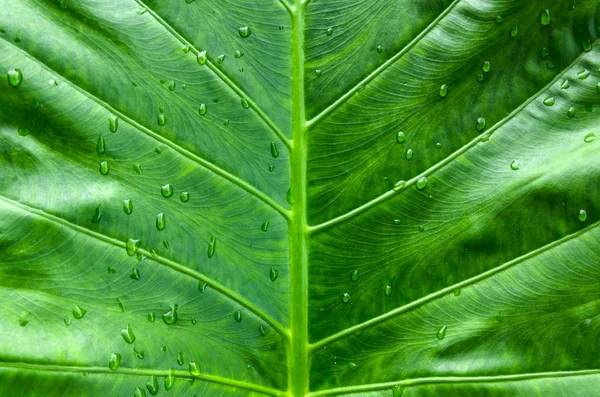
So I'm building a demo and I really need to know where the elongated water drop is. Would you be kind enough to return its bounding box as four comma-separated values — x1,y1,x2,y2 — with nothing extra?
96,136,105,154
510,160,520,170
270,142,279,158
561,79,570,89
437,325,447,340
199,281,207,292
234,310,242,322
133,164,143,175
579,209,587,222
578,69,590,80
156,213,166,231
543,96,555,106
326,27,333,36
208,236,216,258
99,161,109,175
109,115,118,132
123,199,133,214
147,312,155,322
540,9,551,25
416,176,428,190
130,268,140,280
161,184,173,198
146,375,159,396
482,61,491,73
239,26,251,38
198,103,207,115
385,285,392,297
269,267,278,281
177,352,184,366
439,84,448,98
235,50,244,58
568,107,575,118
510,25,519,38
351,270,359,282
121,324,136,344
584,133,596,143
165,369,176,390
582,38,592,52
241,97,250,109
396,131,406,143
158,114,166,126
163,304,178,325
7,68,23,87
91,203,102,223
189,361,201,376
342,293,351,303
393,180,406,191
134,387,145,397
261,220,269,232
180,191,189,202
348,362,358,371
197,50,208,65
405,148,413,160
496,311,504,322
108,353,121,370
217,54,225,63
73,305,86,319
126,238,141,256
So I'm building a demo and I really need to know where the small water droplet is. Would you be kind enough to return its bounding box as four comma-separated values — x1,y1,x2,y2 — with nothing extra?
134,346,145,360
268,267,279,281
234,50,244,59
315,69,322,77
579,209,588,222
198,103,207,115
270,142,279,158
385,285,392,297
351,270,359,282
7,68,23,87
416,176,428,190
259,324,270,336
156,213,166,231
396,131,406,144
539,47,550,59
130,268,140,280
123,199,133,215
546,60,555,70
496,311,504,322
132,164,143,175
392,385,404,397
121,324,136,344
568,107,575,118
146,375,159,396
189,361,201,376
418,224,425,232
158,114,166,126
393,180,406,191
510,160,520,170
578,69,590,80
376,45,383,53
126,238,141,256
439,84,448,98
482,61,491,73
584,133,596,143
167,80,176,91
437,325,447,340
477,73,484,83
147,312,155,322
239,26,251,38
495,15,504,24
510,25,519,38
540,9,551,25
197,50,208,65
73,305,86,319
58,0,68,10
99,161,109,175
241,98,250,109
561,79,570,89
176,352,184,366
234,310,242,322
217,54,225,64
454,289,461,296
163,304,178,325
134,387,145,397
108,353,121,370
161,184,173,198
326,27,333,36
180,191,189,202
91,203,102,223
342,293,351,303
96,136,105,154
165,369,176,390
208,236,216,258
109,115,118,133
287,187,293,205
476,117,486,132
348,362,358,371
405,148,413,160
198,281,208,293
543,96,555,106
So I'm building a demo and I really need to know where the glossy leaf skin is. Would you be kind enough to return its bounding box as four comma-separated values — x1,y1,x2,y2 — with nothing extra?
1,1,600,397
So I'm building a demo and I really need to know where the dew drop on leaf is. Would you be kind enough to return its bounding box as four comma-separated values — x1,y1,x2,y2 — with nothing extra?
91,203,102,223
147,312,155,322
543,96,555,106
158,114,166,126
393,180,406,191
165,369,176,390
235,50,244,58
584,133,596,143
163,304,178,325
123,199,133,214
437,325,447,340
348,362,358,371
126,238,141,256
156,212,166,231
579,209,588,222
405,148,413,160
261,220,270,232
439,84,448,98
561,79,570,89
326,27,333,36
510,160,520,170
396,131,406,143
198,103,207,115
342,293,351,303
269,267,278,281
72,305,86,319
239,26,251,38
393,385,404,397
7,68,23,87
189,361,201,376
496,311,504,322
133,164,143,175
99,161,109,175
177,352,184,366
270,142,279,158
121,324,136,344
476,117,486,132
416,176,428,190
198,281,208,293
180,191,189,202
510,25,518,38
197,50,208,65
146,375,159,396
108,353,120,370
130,268,140,280
96,136,105,154
578,69,590,80
315,69,322,77
161,184,174,198
351,270,359,282
495,16,504,24
376,45,383,53
540,9,551,25
234,310,242,322
241,97,250,109
481,61,491,73
208,236,217,258
109,115,118,133
134,387,145,397
385,285,392,297
217,54,225,64
568,107,575,118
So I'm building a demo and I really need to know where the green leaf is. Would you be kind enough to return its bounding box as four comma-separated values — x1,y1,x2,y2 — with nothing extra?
1,0,600,396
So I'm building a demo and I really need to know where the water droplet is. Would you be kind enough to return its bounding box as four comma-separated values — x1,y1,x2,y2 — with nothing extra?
158,114,166,126
393,180,406,191
259,324,270,336
578,69,590,80
147,312,155,322
543,96,555,106
454,289,461,296
117,297,126,312
539,47,550,59
405,148,413,160
198,281,208,293
126,238,141,256
376,45,383,53
58,0,68,10
392,385,404,397
261,220,270,232
436,325,447,340
326,27,333,36
351,270,359,282
198,103,207,115
146,375,159,396
561,79,570,89
482,61,491,73
91,203,102,223
546,60,555,70
73,305,86,319
396,131,406,143
185,0,195,3
133,164,143,175
476,117,486,132
584,133,596,143
239,26,251,38
189,361,201,376
241,98,250,109
156,213,166,231
597,83,600,93
436,142,442,149
568,107,575,118
269,267,278,281
161,184,173,198
234,310,242,322
477,73,484,83
197,50,208,65
7,68,23,87
287,187,293,205
342,293,351,303
496,311,504,322
99,161,109,175
134,346,145,360
385,285,392,297
167,80,176,91
163,304,178,325
95,136,106,154
510,160,520,170
348,362,358,371
155,147,162,154
569,1,576,11
418,224,425,232
109,115,118,133
123,199,133,214
510,25,519,38
439,84,448,98
177,352,184,366
108,353,121,370
315,69,322,77
165,369,176,390
134,387,146,397
495,15,504,24
540,9,551,25
217,54,225,64
208,236,216,258
121,324,136,344
180,191,189,202
270,142,279,158
579,209,588,222
130,268,140,281
234,50,244,58
416,176,428,190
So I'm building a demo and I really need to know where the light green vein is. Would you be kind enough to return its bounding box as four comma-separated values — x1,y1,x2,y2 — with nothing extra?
135,0,292,150
0,361,286,396
308,42,597,234
0,38,290,220
0,195,290,340
309,219,600,352
308,369,600,396
304,0,461,128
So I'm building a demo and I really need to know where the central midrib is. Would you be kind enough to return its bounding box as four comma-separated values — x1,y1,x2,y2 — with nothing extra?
288,0,310,396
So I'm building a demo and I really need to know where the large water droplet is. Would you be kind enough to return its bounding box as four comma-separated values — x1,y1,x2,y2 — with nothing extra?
579,209,588,222
396,131,406,144
121,324,136,344
482,61,491,73
239,26,251,38
146,375,159,396
208,236,216,258
510,160,520,170
197,50,208,65
163,304,178,325
543,96,555,106
109,116,118,133
108,353,121,370
189,361,201,376
156,213,166,231
73,305,87,319
584,133,596,143
437,325,447,340
234,310,242,322
161,184,173,198
126,238,141,256
439,84,448,98
217,54,225,64
326,27,333,36
476,117,486,132
561,79,570,89
180,191,189,202
96,136,105,154
7,68,23,87
342,293,351,303
578,69,590,80
99,161,109,175
416,176,428,190
123,199,133,214
198,103,207,116
270,142,279,158
540,9,551,25
165,369,176,390
393,180,406,191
